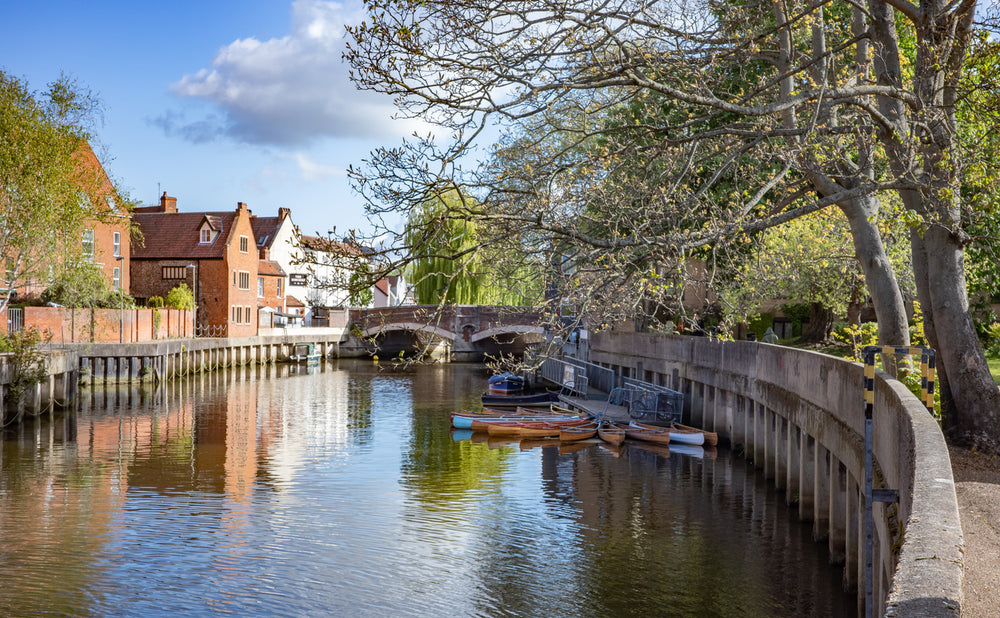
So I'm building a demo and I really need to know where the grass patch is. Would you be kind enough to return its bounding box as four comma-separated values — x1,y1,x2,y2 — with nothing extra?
989,357,1000,386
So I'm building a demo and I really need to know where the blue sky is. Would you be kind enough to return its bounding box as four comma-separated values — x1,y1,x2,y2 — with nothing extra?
0,0,420,237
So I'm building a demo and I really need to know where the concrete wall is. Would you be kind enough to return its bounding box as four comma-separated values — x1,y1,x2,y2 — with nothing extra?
589,332,963,617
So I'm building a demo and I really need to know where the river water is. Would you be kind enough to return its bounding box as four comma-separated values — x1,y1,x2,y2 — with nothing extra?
0,360,856,617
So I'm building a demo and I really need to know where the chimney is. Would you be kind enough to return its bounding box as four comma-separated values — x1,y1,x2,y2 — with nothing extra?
278,207,290,221
237,201,249,214
260,247,270,261
160,192,178,213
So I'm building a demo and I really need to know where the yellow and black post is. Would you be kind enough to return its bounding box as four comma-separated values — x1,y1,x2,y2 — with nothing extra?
861,345,936,617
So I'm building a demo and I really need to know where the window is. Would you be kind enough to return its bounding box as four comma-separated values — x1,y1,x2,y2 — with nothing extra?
240,235,249,253
245,306,252,323
113,267,121,291
162,266,187,280
105,195,120,214
233,270,237,286
113,232,121,257
277,278,283,298
82,229,95,261
201,228,212,243
257,277,264,297
238,271,250,290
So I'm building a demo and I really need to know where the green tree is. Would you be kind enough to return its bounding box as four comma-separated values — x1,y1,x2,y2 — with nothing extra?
42,260,109,308
405,189,541,305
0,71,123,310
165,283,194,311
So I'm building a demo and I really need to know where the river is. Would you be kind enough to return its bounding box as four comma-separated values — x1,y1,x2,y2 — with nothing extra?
0,360,855,617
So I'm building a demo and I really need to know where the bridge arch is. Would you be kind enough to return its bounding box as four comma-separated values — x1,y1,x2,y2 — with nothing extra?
469,324,544,343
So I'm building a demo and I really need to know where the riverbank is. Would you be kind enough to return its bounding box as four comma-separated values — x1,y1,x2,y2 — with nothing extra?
948,443,1000,618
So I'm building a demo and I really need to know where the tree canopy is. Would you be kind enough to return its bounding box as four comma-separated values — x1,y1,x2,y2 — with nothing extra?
345,0,1000,448
0,71,126,311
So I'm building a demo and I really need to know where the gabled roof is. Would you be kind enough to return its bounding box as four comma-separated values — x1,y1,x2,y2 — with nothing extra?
300,234,364,256
132,211,239,259
258,260,286,277
251,216,281,250
286,295,305,307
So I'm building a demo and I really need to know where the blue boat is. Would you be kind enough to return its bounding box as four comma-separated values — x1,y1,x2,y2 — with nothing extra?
487,372,525,394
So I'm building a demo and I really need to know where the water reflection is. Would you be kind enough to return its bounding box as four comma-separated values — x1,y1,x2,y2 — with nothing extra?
0,361,855,617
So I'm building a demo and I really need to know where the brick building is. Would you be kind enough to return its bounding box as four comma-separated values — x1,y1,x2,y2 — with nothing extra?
131,195,260,337
250,209,292,315
5,144,130,300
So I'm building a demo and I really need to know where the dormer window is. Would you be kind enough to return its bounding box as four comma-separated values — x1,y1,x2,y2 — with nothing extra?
200,228,212,243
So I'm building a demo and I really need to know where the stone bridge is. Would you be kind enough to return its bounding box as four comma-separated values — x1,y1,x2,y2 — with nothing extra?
350,305,545,361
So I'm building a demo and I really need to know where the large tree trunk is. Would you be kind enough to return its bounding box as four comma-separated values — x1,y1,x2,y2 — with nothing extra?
915,226,1000,448
798,302,834,343
840,196,910,348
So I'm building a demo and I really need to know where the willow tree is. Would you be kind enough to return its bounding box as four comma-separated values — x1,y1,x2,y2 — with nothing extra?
405,189,542,306
0,71,121,312
345,0,1000,447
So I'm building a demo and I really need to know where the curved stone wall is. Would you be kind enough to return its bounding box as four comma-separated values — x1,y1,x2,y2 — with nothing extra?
589,332,963,616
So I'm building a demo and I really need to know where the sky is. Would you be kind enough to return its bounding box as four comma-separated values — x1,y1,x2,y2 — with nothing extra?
0,0,424,237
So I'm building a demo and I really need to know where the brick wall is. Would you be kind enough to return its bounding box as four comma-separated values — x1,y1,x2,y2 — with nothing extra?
0,307,193,342
223,206,260,338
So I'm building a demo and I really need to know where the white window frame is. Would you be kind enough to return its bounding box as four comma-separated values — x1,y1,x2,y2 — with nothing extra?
201,228,212,243
113,267,121,291
257,277,264,298
82,229,95,261
113,231,121,257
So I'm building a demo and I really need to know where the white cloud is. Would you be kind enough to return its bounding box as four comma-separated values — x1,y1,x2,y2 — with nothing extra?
158,0,416,146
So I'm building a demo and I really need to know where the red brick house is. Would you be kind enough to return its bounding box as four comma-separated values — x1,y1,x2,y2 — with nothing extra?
5,144,130,301
250,209,290,315
131,194,260,337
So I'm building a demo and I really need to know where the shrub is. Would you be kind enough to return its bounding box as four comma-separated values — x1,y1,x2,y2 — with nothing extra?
147,296,165,308
165,283,194,311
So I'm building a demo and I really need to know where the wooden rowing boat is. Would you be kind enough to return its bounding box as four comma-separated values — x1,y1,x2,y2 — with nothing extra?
597,422,626,447
629,421,706,446
485,418,592,437
559,422,599,441
451,409,587,430
619,421,673,445
674,423,719,446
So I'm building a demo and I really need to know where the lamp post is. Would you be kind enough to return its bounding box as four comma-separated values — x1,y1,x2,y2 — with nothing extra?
186,263,198,337
116,255,124,343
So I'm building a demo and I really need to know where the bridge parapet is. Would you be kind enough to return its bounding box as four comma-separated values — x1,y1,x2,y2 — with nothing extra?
352,305,544,341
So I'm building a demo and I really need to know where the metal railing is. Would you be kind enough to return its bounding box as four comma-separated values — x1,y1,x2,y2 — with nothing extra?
623,377,684,423
561,356,616,394
7,307,23,334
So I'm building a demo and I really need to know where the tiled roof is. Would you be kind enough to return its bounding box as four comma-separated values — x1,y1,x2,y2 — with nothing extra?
300,234,364,256
286,295,305,307
251,216,281,249
132,211,238,259
374,278,389,295
258,260,286,276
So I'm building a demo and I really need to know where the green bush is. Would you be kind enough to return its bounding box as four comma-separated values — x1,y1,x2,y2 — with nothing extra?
747,312,773,340
832,322,879,361
165,283,194,311
147,296,165,308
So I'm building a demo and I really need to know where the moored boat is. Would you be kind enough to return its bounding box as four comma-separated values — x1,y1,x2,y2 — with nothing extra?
486,418,592,438
487,372,525,394
597,422,626,447
674,423,719,446
559,422,599,442
629,420,706,446
619,421,673,445
481,390,560,408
